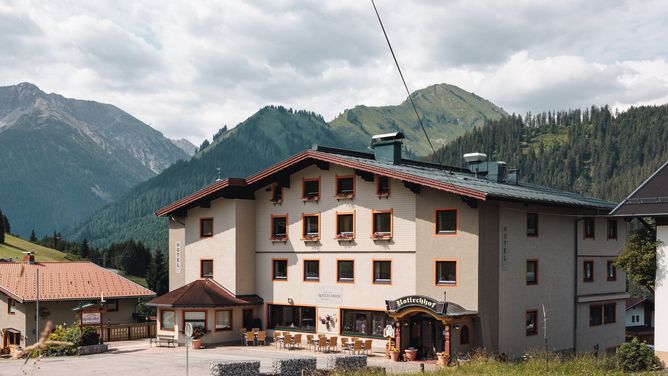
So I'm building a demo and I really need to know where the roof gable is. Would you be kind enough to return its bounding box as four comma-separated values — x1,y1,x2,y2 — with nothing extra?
147,279,262,307
611,161,668,217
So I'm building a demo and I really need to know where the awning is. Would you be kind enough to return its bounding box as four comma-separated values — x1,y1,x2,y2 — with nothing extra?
2,328,21,334
385,295,477,322
147,279,263,308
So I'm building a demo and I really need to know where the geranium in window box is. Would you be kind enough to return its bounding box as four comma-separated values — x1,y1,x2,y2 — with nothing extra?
302,195,319,202
271,235,288,243
335,233,355,241
377,192,390,199
372,232,392,240
270,198,283,205
302,234,320,242
335,192,354,200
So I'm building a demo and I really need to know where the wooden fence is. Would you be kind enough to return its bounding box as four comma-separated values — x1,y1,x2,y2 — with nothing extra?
97,322,156,342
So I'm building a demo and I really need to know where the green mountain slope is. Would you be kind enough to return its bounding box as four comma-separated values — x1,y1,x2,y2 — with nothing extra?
63,106,346,249
0,234,73,262
330,83,507,156
430,105,668,202
0,83,188,237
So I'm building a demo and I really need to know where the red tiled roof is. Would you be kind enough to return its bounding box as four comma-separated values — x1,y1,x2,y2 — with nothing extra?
147,279,263,308
0,262,155,303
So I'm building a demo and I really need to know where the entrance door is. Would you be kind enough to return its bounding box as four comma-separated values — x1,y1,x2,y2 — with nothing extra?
242,309,254,330
406,313,444,359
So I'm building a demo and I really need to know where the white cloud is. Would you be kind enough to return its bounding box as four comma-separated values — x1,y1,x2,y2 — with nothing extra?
0,0,666,143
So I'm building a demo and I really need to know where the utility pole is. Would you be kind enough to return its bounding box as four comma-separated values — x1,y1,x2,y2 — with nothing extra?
542,304,549,372
35,268,40,344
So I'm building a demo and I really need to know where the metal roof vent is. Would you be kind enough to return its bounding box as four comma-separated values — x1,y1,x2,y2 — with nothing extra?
463,152,487,163
371,132,404,164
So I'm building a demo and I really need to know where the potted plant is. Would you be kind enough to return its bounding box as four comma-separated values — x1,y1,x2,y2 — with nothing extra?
404,347,418,361
335,233,354,241
389,346,400,362
191,326,206,349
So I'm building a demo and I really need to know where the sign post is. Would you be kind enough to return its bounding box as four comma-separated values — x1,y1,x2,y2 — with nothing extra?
185,323,193,376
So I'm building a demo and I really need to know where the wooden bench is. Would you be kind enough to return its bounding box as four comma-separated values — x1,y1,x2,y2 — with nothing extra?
150,335,177,348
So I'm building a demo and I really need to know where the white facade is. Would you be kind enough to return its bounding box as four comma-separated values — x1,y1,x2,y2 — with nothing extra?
656,225,668,364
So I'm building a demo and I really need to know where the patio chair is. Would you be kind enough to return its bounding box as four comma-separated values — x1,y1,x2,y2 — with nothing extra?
245,331,256,346
274,332,284,349
293,333,302,349
363,339,372,355
252,327,260,333
306,335,315,351
340,337,349,349
257,331,266,346
284,333,293,350
352,340,362,354
328,336,338,352
317,336,327,352
240,328,247,343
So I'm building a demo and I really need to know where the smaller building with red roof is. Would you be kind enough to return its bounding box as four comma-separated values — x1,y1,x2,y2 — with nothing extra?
0,255,155,354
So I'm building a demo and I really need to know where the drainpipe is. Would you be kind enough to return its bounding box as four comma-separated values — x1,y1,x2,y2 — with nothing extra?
573,217,584,354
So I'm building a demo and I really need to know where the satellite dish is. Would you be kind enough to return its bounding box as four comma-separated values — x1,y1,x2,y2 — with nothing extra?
185,323,193,338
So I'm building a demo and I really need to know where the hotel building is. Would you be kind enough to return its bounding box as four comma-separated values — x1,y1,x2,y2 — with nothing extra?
149,133,628,359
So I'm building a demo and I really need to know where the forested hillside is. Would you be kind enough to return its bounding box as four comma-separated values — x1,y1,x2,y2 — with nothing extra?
430,105,668,202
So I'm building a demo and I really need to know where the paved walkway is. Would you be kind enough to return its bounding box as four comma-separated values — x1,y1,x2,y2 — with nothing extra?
0,339,439,376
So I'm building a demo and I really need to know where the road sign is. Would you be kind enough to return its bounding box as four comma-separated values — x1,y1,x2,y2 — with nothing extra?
185,323,193,338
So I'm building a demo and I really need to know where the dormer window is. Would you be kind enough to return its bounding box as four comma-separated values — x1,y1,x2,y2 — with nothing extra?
271,214,288,242
302,178,320,202
377,176,390,197
335,175,355,199
271,183,283,204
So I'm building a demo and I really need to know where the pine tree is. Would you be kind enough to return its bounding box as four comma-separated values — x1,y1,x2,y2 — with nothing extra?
146,249,168,295
1,213,10,235
80,239,90,259
29,229,37,242
0,209,5,244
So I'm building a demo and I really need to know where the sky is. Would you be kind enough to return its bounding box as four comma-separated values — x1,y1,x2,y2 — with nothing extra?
1,0,667,144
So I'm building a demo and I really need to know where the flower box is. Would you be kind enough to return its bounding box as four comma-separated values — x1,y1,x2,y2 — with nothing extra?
335,193,354,200
302,195,319,202
271,236,287,243
270,198,283,205
302,235,320,242
335,234,355,241
372,232,392,241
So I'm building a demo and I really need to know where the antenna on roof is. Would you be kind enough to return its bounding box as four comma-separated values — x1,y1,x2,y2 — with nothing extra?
216,167,222,182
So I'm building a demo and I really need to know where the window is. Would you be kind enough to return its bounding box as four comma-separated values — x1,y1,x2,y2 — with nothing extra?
527,213,538,236
337,260,354,283
583,261,594,282
589,304,603,326
215,310,232,331
373,260,392,284
336,212,355,239
200,259,213,278
303,260,320,281
526,310,538,336
377,176,390,196
460,325,470,345
372,210,392,239
106,299,119,312
604,303,616,324
302,214,320,240
271,215,288,240
435,260,457,286
184,311,206,331
8,298,16,314
435,209,457,235
526,260,538,285
607,260,617,281
272,259,288,281
584,218,595,239
200,218,213,237
302,178,320,200
160,310,175,330
341,309,393,338
607,219,617,239
335,175,355,198
268,304,316,332
271,184,283,203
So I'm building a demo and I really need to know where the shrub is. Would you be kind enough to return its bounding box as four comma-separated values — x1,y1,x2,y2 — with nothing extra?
614,338,657,372
80,326,100,346
44,325,80,356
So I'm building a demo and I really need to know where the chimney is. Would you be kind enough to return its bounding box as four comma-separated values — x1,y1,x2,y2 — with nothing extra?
463,153,510,183
23,252,35,264
371,132,405,164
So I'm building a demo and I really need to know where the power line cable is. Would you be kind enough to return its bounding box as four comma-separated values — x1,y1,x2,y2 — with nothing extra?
370,0,441,164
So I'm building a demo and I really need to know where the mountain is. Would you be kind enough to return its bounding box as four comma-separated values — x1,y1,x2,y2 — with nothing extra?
63,84,508,250
430,105,668,202
0,82,189,237
330,83,507,156
170,138,197,156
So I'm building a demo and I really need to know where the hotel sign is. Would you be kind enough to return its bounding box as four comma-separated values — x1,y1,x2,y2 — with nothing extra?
81,312,101,325
385,295,446,316
316,285,343,305
175,241,181,273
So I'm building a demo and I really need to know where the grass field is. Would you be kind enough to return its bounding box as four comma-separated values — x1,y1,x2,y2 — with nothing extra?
0,234,74,262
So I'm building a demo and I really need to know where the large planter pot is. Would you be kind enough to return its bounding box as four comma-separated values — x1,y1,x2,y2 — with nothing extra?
385,343,391,358
404,348,418,361
192,339,202,350
436,352,449,367
390,351,400,362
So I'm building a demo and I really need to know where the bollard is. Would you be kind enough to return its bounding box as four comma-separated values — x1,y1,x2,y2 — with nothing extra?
420,363,425,373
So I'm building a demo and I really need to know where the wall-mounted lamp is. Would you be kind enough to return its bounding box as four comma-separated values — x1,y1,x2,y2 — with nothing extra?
288,298,294,305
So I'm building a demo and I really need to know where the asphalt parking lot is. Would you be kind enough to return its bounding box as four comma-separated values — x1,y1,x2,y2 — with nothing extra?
0,339,435,376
